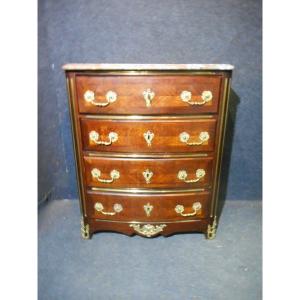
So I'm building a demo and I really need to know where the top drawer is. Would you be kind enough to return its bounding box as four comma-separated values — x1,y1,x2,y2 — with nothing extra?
76,75,222,114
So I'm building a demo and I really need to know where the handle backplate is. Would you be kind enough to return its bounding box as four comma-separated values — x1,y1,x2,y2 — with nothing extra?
180,90,213,106
84,90,117,107
94,202,123,215
175,202,202,217
177,169,206,183
179,131,210,146
91,168,120,183
89,130,118,145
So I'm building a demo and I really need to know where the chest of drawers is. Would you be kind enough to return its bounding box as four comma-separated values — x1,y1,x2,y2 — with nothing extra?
63,64,233,239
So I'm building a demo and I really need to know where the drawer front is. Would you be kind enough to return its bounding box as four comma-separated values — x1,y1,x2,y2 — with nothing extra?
86,190,211,221
76,75,221,114
84,156,213,189
81,117,217,153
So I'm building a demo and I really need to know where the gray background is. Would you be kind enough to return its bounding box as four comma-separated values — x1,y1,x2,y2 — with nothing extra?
38,0,262,202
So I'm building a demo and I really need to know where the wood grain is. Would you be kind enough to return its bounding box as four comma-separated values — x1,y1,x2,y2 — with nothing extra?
86,190,211,221
64,67,232,239
84,156,213,189
76,75,221,114
80,117,217,153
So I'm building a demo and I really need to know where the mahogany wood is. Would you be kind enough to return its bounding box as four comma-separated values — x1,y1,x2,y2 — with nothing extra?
76,75,221,114
64,65,232,239
84,156,213,189
86,190,211,221
80,117,216,153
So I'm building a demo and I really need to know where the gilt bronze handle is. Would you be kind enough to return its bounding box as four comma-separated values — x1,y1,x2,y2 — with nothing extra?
177,169,206,183
91,168,120,183
94,202,123,215
175,202,202,217
89,130,118,146
179,131,210,146
84,90,117,107
180,90,213,105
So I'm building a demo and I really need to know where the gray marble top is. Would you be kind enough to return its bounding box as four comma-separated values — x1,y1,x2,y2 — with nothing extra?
62,63,234,71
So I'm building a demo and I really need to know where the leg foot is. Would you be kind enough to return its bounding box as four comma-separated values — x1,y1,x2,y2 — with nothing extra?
81,218,91,239
206,216,217,240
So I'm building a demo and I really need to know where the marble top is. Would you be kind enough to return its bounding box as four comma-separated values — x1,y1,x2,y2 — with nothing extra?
62,63,234,71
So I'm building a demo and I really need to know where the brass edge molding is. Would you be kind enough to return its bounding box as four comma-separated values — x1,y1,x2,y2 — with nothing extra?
83,114,215,120
85,151,210,158
210,77,231,217
69,74,90,217
86,154,213,161
94,219,208,224
213,78,232,217
67,76,85,216
90,187,207,194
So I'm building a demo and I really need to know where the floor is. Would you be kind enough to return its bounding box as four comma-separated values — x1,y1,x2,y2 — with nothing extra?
38,199,262,300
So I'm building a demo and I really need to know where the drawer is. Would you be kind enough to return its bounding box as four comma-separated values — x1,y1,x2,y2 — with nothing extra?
76,75,221,114
84,156,213,189
86,190,211,221
80,117,217,153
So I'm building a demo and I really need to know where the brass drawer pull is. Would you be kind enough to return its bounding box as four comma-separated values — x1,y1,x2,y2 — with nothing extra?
177,169,206,183
91,168,120,183
175,202,202,217
94,202,123,215
179,131,210,146
180,90,213,105
143,88,155,107
143,130,154,146
89,130,118,145
84,90,117,107
129,224,166,237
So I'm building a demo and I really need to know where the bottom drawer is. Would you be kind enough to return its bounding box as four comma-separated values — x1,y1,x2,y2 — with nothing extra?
86,190,211,221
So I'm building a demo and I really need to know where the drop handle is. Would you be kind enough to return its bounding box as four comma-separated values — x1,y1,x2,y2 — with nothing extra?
84,90,117,107
177,169,206,183
94,202,123,215
91,168,120,183
89,131,118,146
175,202,202,217
179,131,210,146
180,90,213,105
